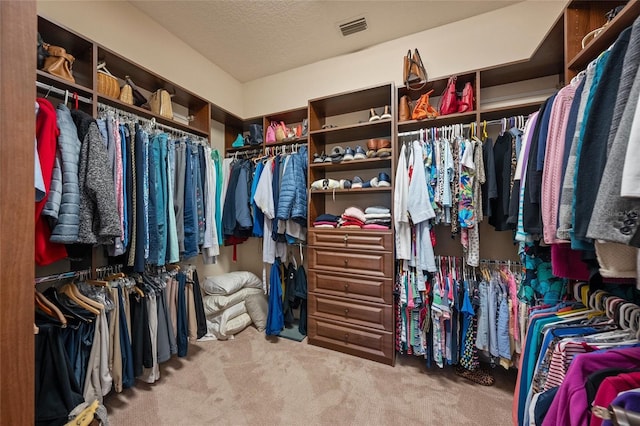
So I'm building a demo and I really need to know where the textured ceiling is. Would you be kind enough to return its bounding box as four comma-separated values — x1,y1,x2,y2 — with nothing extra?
129,0,521,83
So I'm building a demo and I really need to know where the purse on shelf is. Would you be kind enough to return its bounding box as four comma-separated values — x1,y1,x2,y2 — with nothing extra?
275,121,287,142
248,124,263,145
458,82,474,113
37,33,49,70
119,84,133,105
403,48,428,91
439,76,459,116
96,62,120,99
399,95,411,121
42,44,76,83
124,76,148,107
266,122,277,144
147,89,174,119
411,90,438,120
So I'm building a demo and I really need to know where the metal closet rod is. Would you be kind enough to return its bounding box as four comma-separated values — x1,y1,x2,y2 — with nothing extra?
34,268,92,285
36,81,93,104
397,115,528,137
97,102,208,142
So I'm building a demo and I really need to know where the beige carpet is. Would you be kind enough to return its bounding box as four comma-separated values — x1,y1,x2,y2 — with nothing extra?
105,327,516,425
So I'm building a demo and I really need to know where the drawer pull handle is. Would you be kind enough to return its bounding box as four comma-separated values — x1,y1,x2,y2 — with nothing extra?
344,333,349,342
344,234,349,243
344,308,349,316
344,259,348,266
344,283,349,290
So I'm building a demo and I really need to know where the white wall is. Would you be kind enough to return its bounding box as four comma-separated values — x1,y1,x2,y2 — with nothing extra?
37,0,245,117
242,0,567,117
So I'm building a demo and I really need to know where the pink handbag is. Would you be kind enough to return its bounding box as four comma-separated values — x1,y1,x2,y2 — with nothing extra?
439,76,459,116
266,122,277,144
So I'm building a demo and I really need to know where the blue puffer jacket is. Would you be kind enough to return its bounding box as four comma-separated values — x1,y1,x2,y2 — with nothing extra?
42,104,82,243
276,146,307,224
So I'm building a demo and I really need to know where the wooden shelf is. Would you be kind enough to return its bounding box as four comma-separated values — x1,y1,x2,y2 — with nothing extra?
398,111,477,131
226,145,262,154
567,1,639,73
310,187,392,194
309,83,394,118
309,119,392,144
36,70,94,96
97,94,210,137
266,106,308,124
310,157,391,172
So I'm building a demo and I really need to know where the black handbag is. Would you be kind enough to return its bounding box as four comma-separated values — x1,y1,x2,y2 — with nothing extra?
37,32,49,70
124,75,148,107
248,124,263,145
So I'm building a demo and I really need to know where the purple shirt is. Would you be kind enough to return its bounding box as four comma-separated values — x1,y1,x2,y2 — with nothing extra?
542,347,640,426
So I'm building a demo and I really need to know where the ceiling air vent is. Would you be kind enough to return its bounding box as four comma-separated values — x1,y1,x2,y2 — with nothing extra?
339,16,367,37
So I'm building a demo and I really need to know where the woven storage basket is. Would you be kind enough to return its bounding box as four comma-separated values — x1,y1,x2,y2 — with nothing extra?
97,71,120,98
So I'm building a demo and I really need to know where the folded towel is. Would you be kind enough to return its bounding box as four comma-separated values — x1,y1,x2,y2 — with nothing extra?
363,223,390,230
314,224,336,228
364,213,392,219
340,215,365,226
339,224,362,229
315,213,340,223
313,221,337,227
365,206,390,215
365,218,392,225
343,206,366,223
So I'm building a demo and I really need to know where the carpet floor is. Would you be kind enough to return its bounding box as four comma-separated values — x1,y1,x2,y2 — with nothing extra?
105,327,516,425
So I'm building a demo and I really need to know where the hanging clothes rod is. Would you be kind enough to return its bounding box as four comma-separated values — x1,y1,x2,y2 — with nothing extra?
97,102,209,142
36,81,93,104
34,268,92,285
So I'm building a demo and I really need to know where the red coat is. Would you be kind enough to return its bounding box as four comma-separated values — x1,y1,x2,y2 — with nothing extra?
35,98,67,265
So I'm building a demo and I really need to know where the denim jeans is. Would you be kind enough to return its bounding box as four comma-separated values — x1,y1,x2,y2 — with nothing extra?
197,145,207,245
195,145,205,246
155,134,168,265
475,280,489,351
120,125,129,248
147,135,159,264
183,143,199,258
173,141,186,253
134,126,149,272
488,277,499,358
166,140,179,263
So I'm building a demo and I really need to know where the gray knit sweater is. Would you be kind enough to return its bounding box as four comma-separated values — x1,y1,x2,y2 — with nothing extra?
71,109,121,245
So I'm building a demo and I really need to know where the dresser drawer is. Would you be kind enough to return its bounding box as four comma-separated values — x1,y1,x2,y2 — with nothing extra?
309,293,393,331
308,248,393,278
308,270,393,304
309,229,392,252
308,317,394,365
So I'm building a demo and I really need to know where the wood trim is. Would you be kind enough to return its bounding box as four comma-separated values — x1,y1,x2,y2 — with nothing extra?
0,1,36,424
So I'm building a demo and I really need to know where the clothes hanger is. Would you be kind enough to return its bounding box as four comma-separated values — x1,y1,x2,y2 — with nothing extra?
60,283,100,315
35,290,67,327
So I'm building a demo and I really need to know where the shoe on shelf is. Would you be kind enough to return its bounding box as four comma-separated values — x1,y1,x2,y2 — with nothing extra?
368,138,391,150
313,152,326,163
366,149,377,158
330,145,345,158
343,146,355,161
331,155,344,164
354,146,367,160
377,172,391,187
380,105,392,120
311,179,340,190
368,108,380,122
339,179,352,189
352,176,364,189
367,176,378,188
376,147,392,158
302,118,308,136
231,133,245,148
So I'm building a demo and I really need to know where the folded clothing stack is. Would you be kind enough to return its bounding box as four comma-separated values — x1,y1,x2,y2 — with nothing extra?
339,206,366,228
313,213,340,228
363,206,391,229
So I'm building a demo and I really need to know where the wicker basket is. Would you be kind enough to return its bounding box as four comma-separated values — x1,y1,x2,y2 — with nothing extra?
96,63,120,98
